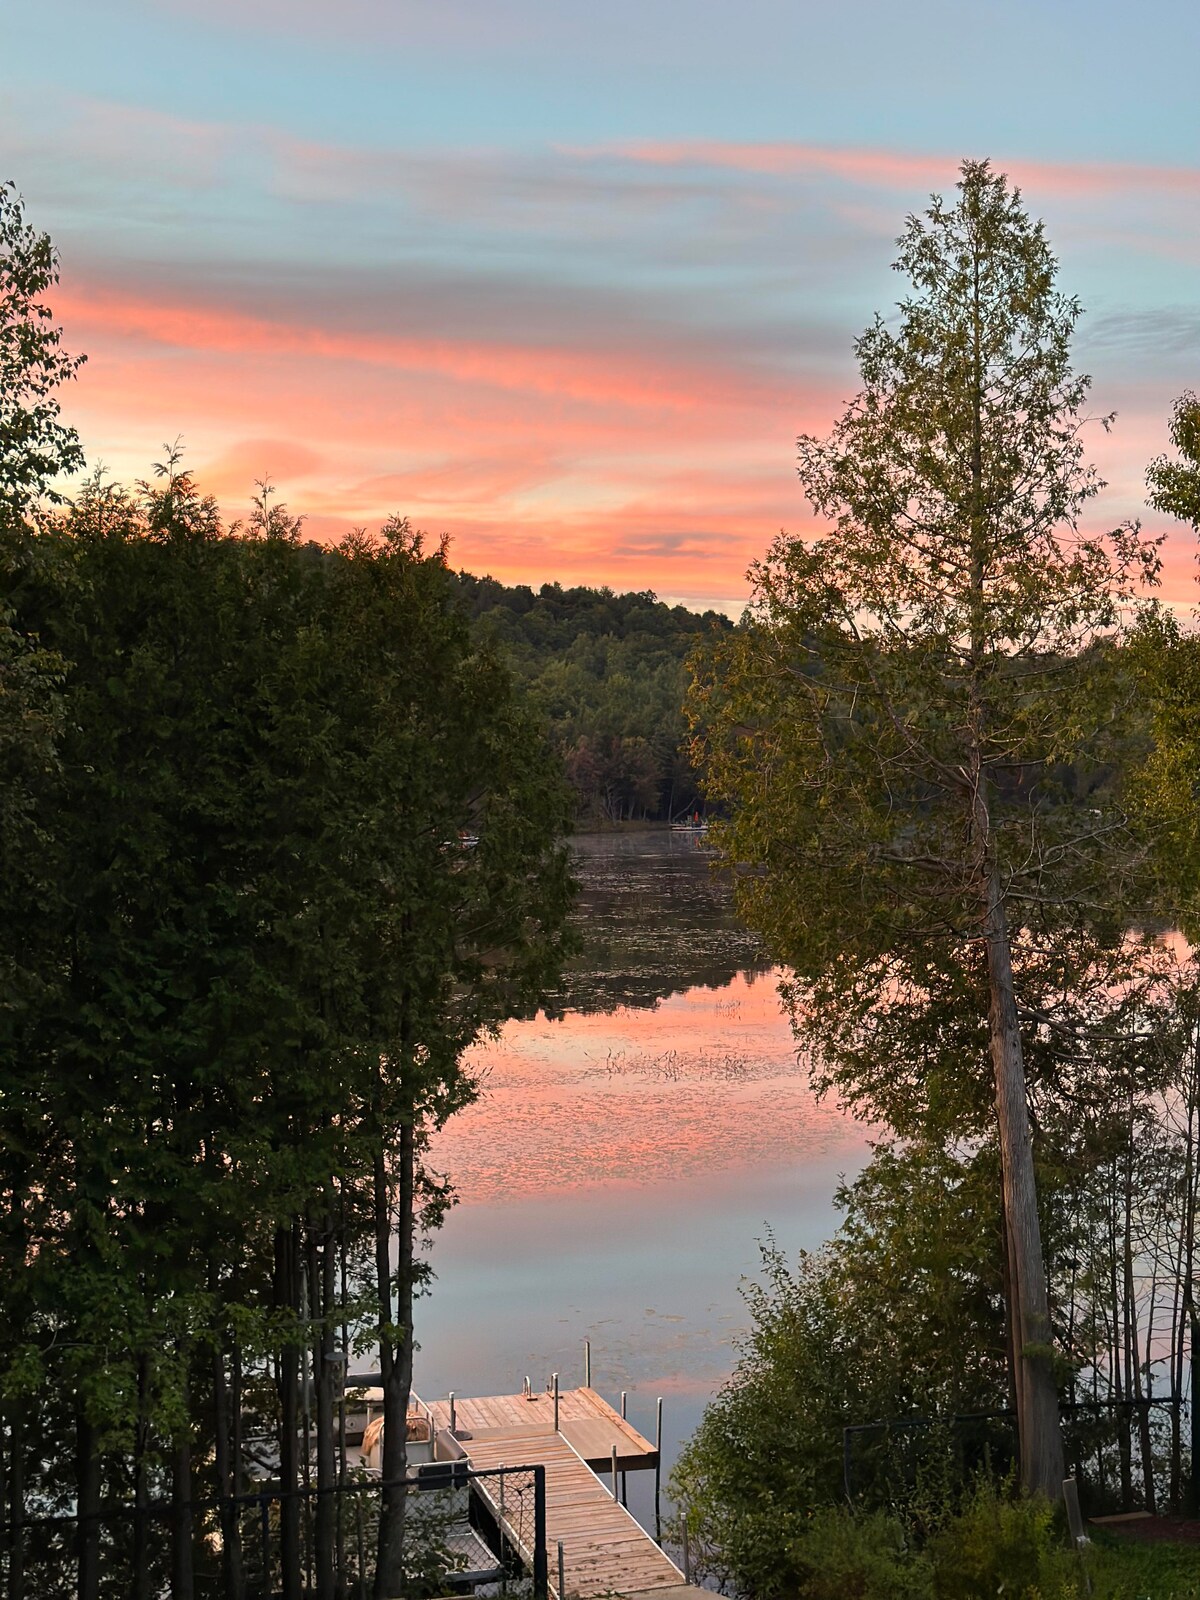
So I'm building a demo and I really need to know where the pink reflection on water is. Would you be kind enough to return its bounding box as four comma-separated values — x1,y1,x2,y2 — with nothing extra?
429,970,867,1203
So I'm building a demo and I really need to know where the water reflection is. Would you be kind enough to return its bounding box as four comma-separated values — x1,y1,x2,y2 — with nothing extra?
415,832,870,1521
434,971,850,1202
545,830,769,1014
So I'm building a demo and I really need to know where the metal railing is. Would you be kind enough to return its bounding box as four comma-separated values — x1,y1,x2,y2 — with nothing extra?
0,1461,549,1600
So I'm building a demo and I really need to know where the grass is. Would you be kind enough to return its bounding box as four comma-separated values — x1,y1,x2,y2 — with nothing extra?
1083,1530,1200,1599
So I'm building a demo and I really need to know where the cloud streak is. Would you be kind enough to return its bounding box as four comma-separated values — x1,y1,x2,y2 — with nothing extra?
578,139,1200,203
13,83,1194,607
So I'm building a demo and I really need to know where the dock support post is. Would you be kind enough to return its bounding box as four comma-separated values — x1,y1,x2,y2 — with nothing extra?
557,1539,565,1600
620,1392,628,1505
584,1339,591,1388
611,1444,618,1500
533,1465,549,1600
448,1391,456,1434
682,1515,691,1582
655,1396,663,1540
552,1372,559,1433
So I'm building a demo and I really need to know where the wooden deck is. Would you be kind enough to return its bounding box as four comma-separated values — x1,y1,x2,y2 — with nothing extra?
426,1385,658,1475
417,1386,696,1596
463,1429,689,1598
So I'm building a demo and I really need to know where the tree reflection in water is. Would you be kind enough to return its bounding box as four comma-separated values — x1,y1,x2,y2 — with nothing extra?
542,831,770,1017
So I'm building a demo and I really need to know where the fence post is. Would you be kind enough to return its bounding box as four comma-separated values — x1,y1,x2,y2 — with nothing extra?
1063,1478,1092,1596
533,1465,549,1600
654,1396,663,1539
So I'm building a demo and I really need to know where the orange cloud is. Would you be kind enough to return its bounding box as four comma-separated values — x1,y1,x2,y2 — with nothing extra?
56,281,790,416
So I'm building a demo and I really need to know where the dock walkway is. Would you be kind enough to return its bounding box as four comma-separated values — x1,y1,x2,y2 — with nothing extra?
423,1387,699,1599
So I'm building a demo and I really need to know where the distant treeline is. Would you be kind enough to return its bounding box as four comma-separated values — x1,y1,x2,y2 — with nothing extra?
451,572,733,823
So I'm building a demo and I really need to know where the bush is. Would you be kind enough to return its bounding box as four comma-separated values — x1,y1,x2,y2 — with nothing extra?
927,1483,1074,1599
783,1507,934,1600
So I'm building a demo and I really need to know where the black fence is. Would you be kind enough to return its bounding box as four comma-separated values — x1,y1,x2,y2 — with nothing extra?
842,1397,1187,1515
0,1462,548,1600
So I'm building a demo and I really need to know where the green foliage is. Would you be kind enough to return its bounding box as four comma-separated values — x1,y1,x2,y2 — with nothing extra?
779,1506,935,1600
1129,388,1200,919
453,572,730,821
670,1142,1010,1596
1147,392,1200,532
0,450,574,1562
680,1478,1200,1600
691,160,1158,1034
0,181,85,514
927,1482,1072,1598
1084,1530,1200,1600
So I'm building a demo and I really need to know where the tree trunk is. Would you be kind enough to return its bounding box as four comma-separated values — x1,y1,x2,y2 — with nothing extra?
213,1333,245,1600
231,1330,246,1600
964,239,1064,1503
171,1370,195,1600
998,1198,1022,1455
76,1405,101,1600
374,1124,414,1598
1125,1130,1157,1513
276,1227,302,1600
313,1219,337,1600
7,1402,25,1600
1110,1172,1132,1505
132,1356,152,1600
1173,1044,1198,1508
985,872,1065,1501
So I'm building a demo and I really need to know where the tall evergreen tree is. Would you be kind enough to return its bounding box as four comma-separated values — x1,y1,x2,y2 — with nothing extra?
691,161,1159,1499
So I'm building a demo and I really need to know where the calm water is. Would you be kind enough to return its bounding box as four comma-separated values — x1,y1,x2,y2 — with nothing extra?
412,832,871,1523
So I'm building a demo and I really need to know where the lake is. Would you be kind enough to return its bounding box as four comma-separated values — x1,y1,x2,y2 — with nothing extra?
412,831,871,1528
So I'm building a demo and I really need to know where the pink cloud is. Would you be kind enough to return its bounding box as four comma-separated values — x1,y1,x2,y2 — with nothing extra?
571,139,1200,205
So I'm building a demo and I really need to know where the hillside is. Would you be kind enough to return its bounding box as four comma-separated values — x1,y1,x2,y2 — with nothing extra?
452,573,734,822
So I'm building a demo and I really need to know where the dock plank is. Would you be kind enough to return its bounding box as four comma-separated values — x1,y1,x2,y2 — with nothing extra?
462,1429,684,1598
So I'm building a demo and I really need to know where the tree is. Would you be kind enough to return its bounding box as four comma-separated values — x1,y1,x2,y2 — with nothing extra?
2,463,574,1596
690,161,1160,1500
1147,392,1200,531
0,181,85,516
671,1143,1009,1598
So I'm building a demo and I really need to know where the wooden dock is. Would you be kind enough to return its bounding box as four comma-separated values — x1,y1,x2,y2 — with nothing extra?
426,1385,658,1475
423,1387,701,1599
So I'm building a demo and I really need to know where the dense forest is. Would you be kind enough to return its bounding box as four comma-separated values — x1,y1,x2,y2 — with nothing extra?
451,573,732,823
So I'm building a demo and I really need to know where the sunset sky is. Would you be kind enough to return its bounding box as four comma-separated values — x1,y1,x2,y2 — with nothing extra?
6,0,1199,610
